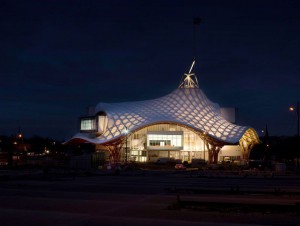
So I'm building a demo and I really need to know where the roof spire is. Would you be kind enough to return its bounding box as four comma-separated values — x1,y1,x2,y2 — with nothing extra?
193,17,201,60
178,18,201,89
178,59,199,88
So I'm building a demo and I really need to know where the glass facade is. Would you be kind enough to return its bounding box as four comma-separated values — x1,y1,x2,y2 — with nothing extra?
126,123,207,163
80,118,96,131
119,123,242,163
147,133,183,149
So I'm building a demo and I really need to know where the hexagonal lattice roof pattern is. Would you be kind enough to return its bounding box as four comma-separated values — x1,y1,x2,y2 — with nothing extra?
70,88,258,145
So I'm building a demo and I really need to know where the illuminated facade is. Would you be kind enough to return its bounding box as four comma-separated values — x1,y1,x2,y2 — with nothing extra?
67,61,259,164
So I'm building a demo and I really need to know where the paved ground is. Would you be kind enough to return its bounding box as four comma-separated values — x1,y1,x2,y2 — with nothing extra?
0,170,300,225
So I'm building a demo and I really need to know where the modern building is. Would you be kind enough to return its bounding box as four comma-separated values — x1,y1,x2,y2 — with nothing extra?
66,60,259,164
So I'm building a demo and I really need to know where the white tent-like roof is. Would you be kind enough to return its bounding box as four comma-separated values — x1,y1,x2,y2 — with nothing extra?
70,87,258,145
68,60,259,147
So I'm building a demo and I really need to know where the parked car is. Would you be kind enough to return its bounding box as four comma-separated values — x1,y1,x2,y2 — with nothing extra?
175,164,186,170
155,157,176,164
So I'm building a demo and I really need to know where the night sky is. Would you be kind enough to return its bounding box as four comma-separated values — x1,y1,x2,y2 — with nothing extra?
1,0,300,140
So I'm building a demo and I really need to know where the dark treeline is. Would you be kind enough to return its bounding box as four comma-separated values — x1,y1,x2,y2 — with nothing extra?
0,135,66,154
251,136,300,164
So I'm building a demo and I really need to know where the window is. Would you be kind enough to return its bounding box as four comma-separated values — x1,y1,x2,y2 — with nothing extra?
147,132,183,149
80,117,96,131
131,150,140,155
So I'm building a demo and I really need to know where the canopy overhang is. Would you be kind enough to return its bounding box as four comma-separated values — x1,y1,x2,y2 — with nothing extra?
66,88,260,147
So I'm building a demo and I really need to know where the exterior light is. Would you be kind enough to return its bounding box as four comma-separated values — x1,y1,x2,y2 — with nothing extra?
189,60,195,73
202,131,207,164
124,127,129,164
289,101,299,137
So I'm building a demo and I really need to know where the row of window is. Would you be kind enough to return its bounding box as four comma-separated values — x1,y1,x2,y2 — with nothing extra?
147,134,182,147
80,116,108,132
131,150,147,156
80,119,96,131
149,140,171,146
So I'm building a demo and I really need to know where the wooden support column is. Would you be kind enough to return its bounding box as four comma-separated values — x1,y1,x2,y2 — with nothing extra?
239,140,246,161
207,144,222,164
105,139,124,164
239,139,255,162
199,132,224,164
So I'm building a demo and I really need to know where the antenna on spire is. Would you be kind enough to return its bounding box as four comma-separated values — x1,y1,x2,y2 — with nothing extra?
178,18,201,89
193,17,201,60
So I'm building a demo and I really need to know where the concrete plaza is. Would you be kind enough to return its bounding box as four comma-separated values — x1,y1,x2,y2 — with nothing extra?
0,170,300,225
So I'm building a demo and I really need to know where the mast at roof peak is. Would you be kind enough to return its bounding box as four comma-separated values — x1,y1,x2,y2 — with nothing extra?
178,59,199,89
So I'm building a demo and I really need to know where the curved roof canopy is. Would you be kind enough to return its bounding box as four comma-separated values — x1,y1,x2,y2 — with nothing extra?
68,61,259,146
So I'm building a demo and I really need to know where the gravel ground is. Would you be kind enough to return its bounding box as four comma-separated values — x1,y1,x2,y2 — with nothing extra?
0,169,299,225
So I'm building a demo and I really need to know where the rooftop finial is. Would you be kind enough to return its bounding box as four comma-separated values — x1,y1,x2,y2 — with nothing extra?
178,18,201,89
178,60,199,88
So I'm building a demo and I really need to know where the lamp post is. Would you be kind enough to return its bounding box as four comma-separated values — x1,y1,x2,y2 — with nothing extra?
17,127,23,144
289,102,300,169
124,127,129,165
203,131,206,164
289,101,299,137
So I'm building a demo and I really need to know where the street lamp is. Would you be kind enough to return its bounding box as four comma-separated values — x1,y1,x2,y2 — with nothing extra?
203,131,207,163
289,101,300,169
124,127,129,164
289,101,299,137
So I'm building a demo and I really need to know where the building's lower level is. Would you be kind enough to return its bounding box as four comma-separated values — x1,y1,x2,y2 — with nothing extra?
96,123,244,164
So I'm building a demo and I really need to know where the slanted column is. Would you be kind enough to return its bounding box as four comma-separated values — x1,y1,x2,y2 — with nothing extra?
198,133,223,164
206,142,223,164
105,139,124,164
240,140,254,161
209,146,220,164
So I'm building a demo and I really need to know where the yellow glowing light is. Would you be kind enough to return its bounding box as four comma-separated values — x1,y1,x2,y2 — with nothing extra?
18,134,22,138
124,127,129,134
290,107,295,111
188,60,195,74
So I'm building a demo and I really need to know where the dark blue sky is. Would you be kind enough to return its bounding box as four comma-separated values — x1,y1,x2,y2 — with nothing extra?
1,0,300,140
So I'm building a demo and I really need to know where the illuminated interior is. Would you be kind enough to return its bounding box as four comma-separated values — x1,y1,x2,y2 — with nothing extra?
123,124,207,163
147,132,183,149
67,60,260,164
80,118,96,131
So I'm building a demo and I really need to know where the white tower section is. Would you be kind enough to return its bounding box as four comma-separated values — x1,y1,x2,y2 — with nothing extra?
178,60,199,88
